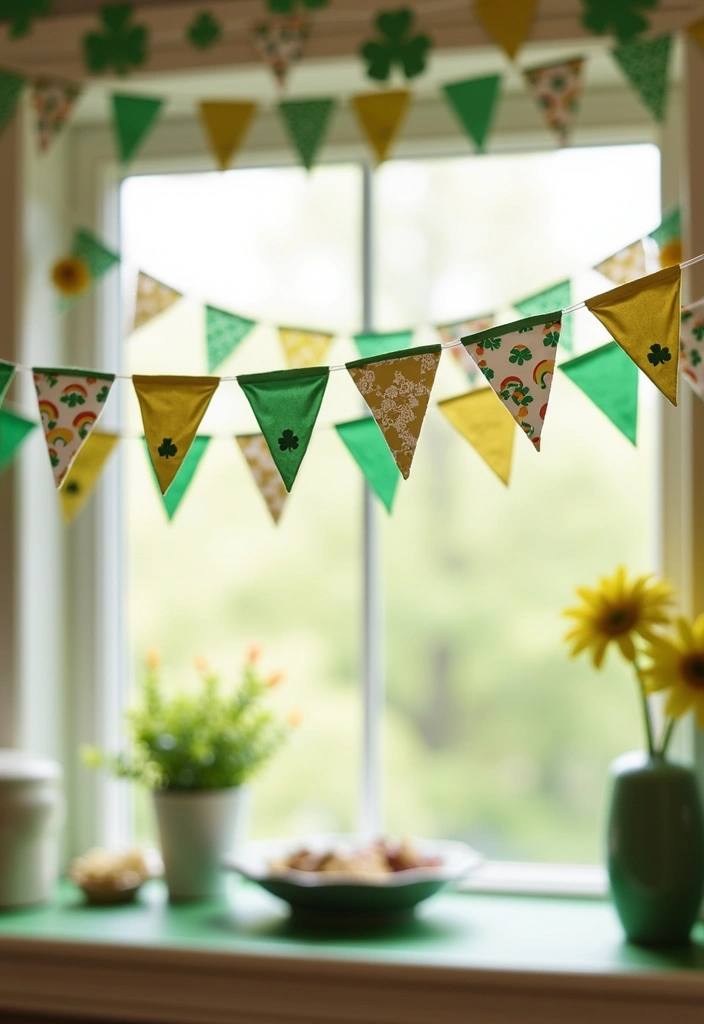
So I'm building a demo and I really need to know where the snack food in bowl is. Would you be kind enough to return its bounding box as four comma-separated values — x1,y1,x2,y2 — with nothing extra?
269,837,443,880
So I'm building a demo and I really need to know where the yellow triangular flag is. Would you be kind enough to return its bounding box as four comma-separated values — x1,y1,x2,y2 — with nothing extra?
199,102,257,171
687,18,704,50
585,264,681,407
350,91,410,164
236,434,288,524
133,375,219,494
133,272,183,332
59,431,119,525
439,389,515,485
474,0,537,60
278,327,334,369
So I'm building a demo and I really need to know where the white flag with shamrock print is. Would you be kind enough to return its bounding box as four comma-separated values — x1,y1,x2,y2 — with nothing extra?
680,297,704,398
461,312,562,451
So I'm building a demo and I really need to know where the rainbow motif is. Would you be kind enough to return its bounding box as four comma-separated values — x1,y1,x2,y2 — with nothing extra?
540,403,548,420
500,375,522,391
73,410,96,434
47,427,73,448
38,399,58,424
532,359,554,390
61,382,88,400
520,421,535,438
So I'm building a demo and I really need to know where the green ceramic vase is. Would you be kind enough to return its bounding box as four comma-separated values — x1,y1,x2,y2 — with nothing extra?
607,751,704,946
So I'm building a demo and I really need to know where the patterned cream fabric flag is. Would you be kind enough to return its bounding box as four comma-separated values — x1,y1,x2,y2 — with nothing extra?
252,16,309,87
679,297,704,399
199,102,257,171
59,432,118,525
439,388,515,485
33,368,115,488
32,77,81,153
461,313,562,451
436,315,493,384
474,0,537,59
523,57,584,146
586,264,681,407
346,344,441,479
236,433,289,524
278,327,334,369
350,90,411,164
594,239,648,286
133,272,183,332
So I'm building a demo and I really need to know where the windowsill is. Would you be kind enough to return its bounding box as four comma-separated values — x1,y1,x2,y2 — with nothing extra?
0,881,703,1023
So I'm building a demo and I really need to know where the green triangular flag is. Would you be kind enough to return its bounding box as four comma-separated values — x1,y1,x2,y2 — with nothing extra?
111,94,164,164
238,366,330,492
0,408,36,474
71,228,120,281
353,330,413,359
612,34,672,123
205,305,256,373
279,99,336,170
336,417,400,513
515,280,573,354
0,361,15,407
145,434,211,521
0,70,25,135
650,207,681,247
443,74,501,151
560,341,638,445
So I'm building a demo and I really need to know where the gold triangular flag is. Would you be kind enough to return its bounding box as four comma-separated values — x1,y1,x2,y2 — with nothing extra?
133,375,219,494
278,327,334,369
59,431,119,524
594,239,648,286
346,344,441,479
585,265,681,407
236,433,288,524
439,389,515,485
133,272,183,332
199,102,257,171
350,91,410,164
474,0,537,60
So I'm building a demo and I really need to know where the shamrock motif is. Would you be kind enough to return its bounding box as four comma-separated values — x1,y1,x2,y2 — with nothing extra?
267,0,328,11
581,0,657,44
43,373,59,388
49,452,59,468
543,330,561,347
158,437,178,459
509,345,532,366
479,365,494,381
0,0,51,38
691,349,702,368
64,481,81,495
60,392,85,409
83,3,148,76
96,385,110,403
693,322,704,341
647,343,671,367
278,428,299,451
360,8,432,82
187,11,222,50
682,310,693,323
482,337,502,351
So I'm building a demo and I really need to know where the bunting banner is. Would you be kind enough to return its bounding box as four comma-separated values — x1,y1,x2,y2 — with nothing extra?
111,94,164,165
515,280,573,354
198,101,257,171
237,366,330,492
560,342,638,445
205,306,256,374
346,345,441,479
474,0,537,60
354,329,413,359
350,90,410,164
679,297,704,399
437,315,493,383
71,228,120,284
650,207,682,269
0,70,25,135
611,33,672,123
439,388,516,485
252,17,309,87
443,75,502,152
33,368,114,487
594,239,648,286
59,431,119,524
585,264,681,406
151,434,211,521
335,416,401,513
462,313,562,451
278,327,334,369
0,408,36,475
279,98,336,169
32,77,81,153
236,433,289,524
0,360,15,407
133,272,183,332
133,375,219,495
523,57,584,147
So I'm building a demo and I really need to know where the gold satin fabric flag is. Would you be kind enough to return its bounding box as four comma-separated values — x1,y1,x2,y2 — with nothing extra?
474,0,537,60
59,432,118,525
439,389,515,485
350,91,410,164
585,264,681,407
278,327,334,369
199,102,257,171
133,375,219,494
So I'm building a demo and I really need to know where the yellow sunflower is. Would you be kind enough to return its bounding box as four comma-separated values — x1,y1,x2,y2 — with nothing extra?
51,256,91,297
643,615,704,727
563,565,674,669
659,238,683,269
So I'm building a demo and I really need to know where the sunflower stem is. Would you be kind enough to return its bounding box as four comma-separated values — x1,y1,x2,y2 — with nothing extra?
659,717,676,759
633,658,655,757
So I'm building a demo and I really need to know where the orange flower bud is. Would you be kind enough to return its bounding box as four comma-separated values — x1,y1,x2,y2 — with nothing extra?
245,644,262,665
287,709,303,728
194,655,209,675
267,671,285,688
145,648,161,671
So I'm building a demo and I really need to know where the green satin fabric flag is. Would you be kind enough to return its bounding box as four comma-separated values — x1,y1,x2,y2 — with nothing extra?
515,280,572,354
238,366,330,492
71,228,120,281
0,70,25,135
0,408,36,474
650,207,681,247
560,341,638,445
146,434,211,521
353,329,413,359
0,361,15,408
111,94,164,164
443,74,501,151
205,306,256,373
336,417,401,513
612,33,672,123
279,98,336,169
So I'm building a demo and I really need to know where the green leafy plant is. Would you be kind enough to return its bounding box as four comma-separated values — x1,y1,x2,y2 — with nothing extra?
83,648,292,790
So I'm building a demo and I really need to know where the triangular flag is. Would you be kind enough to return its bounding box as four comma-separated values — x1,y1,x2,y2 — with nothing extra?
237,367,329,492
0,408,36,475
523,57,584,146
33,368,115,487
205,306,256,374
199,102,257,171
0,70,25,136
436,315,493,384
252,16,309,87
443,75,501,152
236,434,289,524
353,329,413,359
71,228,120,282
594,239,647,286
0,360,15,407
515,280,573,354
32,77,81,153
278,327,334,369
585,264,681,407
133,272,183,332
474,0,537,60
439,388,515,485
612,34,672,123
350,90,410,164
147,434,211,522
679,297,704,399
133,375,219,495
111,94,164,165
346,344,441,479
59,432,119,525
461,313,563,451
279,99,336,170
560,342,639,445
650,207,682,269
335,417,401,513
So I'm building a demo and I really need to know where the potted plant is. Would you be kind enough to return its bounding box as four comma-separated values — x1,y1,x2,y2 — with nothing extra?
85,646,292,901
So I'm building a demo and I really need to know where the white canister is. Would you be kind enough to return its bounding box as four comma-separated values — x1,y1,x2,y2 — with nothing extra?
0,750,62,908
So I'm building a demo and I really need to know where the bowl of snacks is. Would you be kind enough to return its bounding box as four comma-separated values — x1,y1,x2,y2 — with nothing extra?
70,847,156,906
223,834,481,926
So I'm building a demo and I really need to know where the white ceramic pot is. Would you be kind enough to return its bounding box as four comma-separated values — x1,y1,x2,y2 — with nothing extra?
0,750,63,908
153,786,249,901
